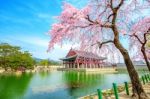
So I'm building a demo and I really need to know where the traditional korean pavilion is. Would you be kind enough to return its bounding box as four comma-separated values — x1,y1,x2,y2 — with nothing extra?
60,49,107,69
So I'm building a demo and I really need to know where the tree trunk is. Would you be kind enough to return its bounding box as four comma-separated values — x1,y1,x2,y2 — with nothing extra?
114,40,148,98
141,47,150,71
112,26,148,98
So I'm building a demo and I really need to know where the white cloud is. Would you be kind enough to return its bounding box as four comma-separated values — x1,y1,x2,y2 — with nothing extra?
54,43,79,50
9,35,49,47
64,0,88,8
8,35,79,60
37,13,51,19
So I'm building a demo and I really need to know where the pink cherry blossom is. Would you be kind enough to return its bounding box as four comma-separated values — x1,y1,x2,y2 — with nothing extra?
48,0,150,63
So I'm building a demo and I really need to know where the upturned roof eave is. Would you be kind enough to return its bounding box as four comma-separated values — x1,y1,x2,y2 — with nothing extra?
60,55,77,61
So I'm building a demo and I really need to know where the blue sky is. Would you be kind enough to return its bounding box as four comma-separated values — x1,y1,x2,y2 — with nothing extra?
0,0,87,60
0,0,149,61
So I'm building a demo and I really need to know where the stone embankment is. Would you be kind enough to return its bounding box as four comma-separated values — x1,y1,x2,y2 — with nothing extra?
0,65,63,73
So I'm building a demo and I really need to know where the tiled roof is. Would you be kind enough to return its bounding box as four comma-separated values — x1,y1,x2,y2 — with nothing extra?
71,49,106,60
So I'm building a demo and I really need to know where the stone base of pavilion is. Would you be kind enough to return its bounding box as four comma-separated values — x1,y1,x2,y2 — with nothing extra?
57,67,117,73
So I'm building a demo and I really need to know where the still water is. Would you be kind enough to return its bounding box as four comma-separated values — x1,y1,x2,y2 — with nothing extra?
0,71,132,99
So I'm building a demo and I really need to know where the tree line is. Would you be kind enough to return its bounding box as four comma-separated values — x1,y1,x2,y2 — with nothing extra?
0,43,60,71
37,59,60,66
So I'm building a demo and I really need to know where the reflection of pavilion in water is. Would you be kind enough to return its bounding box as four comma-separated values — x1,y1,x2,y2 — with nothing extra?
60,49,117,72
63,71,106,98
63,71,105,87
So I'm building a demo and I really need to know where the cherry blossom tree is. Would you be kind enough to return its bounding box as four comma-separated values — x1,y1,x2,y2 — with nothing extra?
127,17,150,71
48,0,150,98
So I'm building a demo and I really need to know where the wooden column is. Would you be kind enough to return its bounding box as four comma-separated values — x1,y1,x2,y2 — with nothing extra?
98,61,100,68
72,62,73,68
77,63,79,69
65,62,66,68
68,62,69,68
68,62,70,68
89,59,91,68
91,59,94,68
66,62,68,68
63,61,65,68
96,60,98,68
73,63,74,68
91,59,93,68
95,60,97,68
101,61,103,68
86,63,87,68
71,61,74,68
63,61,64,68
70,62,71,68
84,58,86,68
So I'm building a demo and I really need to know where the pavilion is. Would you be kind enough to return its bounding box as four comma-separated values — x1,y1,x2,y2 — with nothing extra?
60,49,107,69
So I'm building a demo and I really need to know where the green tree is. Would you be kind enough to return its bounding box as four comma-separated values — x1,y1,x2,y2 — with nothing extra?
39,59,49,66
50,60,60,65
0,43,20,70
0,43,35,70
38,59,60,66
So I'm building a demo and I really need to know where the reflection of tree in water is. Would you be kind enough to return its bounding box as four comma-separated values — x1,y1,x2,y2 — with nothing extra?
39,71,50,79
0,73,33,99
63,71,106,97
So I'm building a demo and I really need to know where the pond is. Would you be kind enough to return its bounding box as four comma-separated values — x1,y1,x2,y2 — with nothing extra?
0,70,143,99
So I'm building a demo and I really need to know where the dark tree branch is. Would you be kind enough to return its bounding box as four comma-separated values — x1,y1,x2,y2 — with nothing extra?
85,15,112,28
110,0,113,10
107,13,113,22
85,15,95,23
133,34,143,44
91,40,114,48
100,24,112,28
115,0,124,10
110,0,124,26
98,2,110,18
125,33,143,44
125,27,150,46
110,0,124,14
